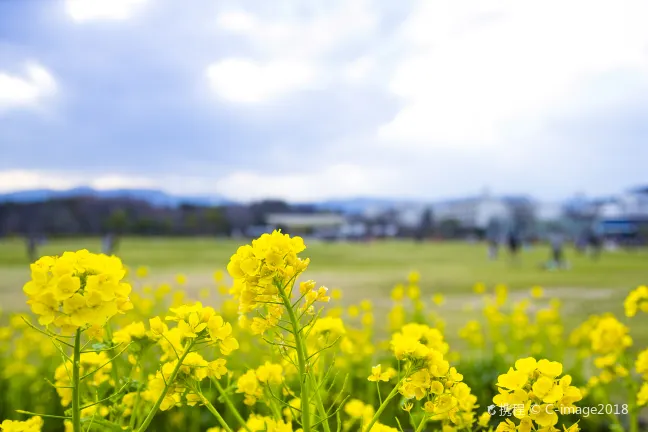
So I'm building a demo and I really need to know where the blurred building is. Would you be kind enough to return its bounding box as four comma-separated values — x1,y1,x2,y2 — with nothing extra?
433,191,510,235
596,187,648,243
266,213,346,237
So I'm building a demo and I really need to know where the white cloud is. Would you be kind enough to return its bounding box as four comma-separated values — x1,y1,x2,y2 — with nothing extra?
206,58,314,104
0,171,156,193
90,175,157,190
216,11,256,33
378,0,648,149
0,170,80,193
209,1,378,103
345,56,374,82
0,63,57,112
66,0,147,22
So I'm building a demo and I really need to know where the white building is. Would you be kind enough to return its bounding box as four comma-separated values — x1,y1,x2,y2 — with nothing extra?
434,194,510,231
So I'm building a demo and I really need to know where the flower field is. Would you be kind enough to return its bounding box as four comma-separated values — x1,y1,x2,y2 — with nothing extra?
0,232,647,432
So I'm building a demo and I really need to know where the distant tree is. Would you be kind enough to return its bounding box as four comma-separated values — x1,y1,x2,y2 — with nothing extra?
251,200,291,225
205,207,230,235
415,208,434,242
438,218,461,239
104,209,129,234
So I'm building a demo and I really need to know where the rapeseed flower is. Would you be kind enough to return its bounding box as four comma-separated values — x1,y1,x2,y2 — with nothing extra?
23,251,132,330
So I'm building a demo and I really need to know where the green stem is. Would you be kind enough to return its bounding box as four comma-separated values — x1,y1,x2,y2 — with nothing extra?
628,377,639,432
213,379,252,432
415,415,428,432
135,341,193,432
72,329,82,432
104,324,121,385
313,383,331,432
364,384,401,432
198,392,235,432
279,288,312,431
312,379,333,432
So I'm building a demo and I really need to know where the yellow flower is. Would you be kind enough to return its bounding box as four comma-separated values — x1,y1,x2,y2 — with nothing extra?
344,399,367,418
136,266,149,278
537,359,563,378
496,419,516,432
391,284,405,301
207,359,227,379
624,285,648,317
0,416,44,432
432,294,445,305
532,376,563,403
637,382,648,406
236,370,261,405
590,315,632,354
299,280,316,295
636,348,648,379
348,305,360,317
473,282,486,294
478,412,491,427
530,404,558,427
368,364,394,382
531,286,544,298
256,362,283,385
497,368,528,390
515,357,537,374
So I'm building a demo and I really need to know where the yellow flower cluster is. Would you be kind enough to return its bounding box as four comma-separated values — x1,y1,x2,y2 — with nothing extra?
140,303,239,411
240,414,293,432
112,321,147,344
23,250,132,331
590,315,632,357
624,285,648,317
390,323,449,361
227,230,309,313
143,352,228,411
636,348,648,407
343,399,375,428
153,302,239,357
236,361,284,405
0,416,43,432
493,357,581,431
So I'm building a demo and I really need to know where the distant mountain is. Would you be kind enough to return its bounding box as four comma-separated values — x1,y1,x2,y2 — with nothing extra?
0,187,233,207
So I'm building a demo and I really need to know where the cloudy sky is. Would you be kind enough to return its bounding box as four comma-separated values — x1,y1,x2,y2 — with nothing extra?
1,0,647,202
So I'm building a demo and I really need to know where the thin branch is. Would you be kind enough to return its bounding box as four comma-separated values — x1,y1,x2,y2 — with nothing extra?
16,410,71,420
80,343,132,380
307,336,342,361
81,342,123,354
159,333,181,360
79,381,130,410
22,317,75,348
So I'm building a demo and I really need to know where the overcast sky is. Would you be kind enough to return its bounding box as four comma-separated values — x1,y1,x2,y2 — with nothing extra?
1,0,647,202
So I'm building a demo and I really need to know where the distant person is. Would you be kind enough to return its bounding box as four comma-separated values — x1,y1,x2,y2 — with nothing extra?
507,230,521,261
547,231,567,269
575,231,588,255
486,233,499,260
102,233,119,255
26,236,38,262
588,232,602,260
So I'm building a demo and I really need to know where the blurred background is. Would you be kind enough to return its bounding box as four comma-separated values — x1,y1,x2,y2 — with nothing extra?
0,0,647,317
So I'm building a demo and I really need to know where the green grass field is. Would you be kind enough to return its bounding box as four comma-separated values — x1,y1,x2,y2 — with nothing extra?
1,237,647,329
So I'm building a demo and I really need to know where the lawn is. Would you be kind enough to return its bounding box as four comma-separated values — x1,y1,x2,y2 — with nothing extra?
1,237,646,327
